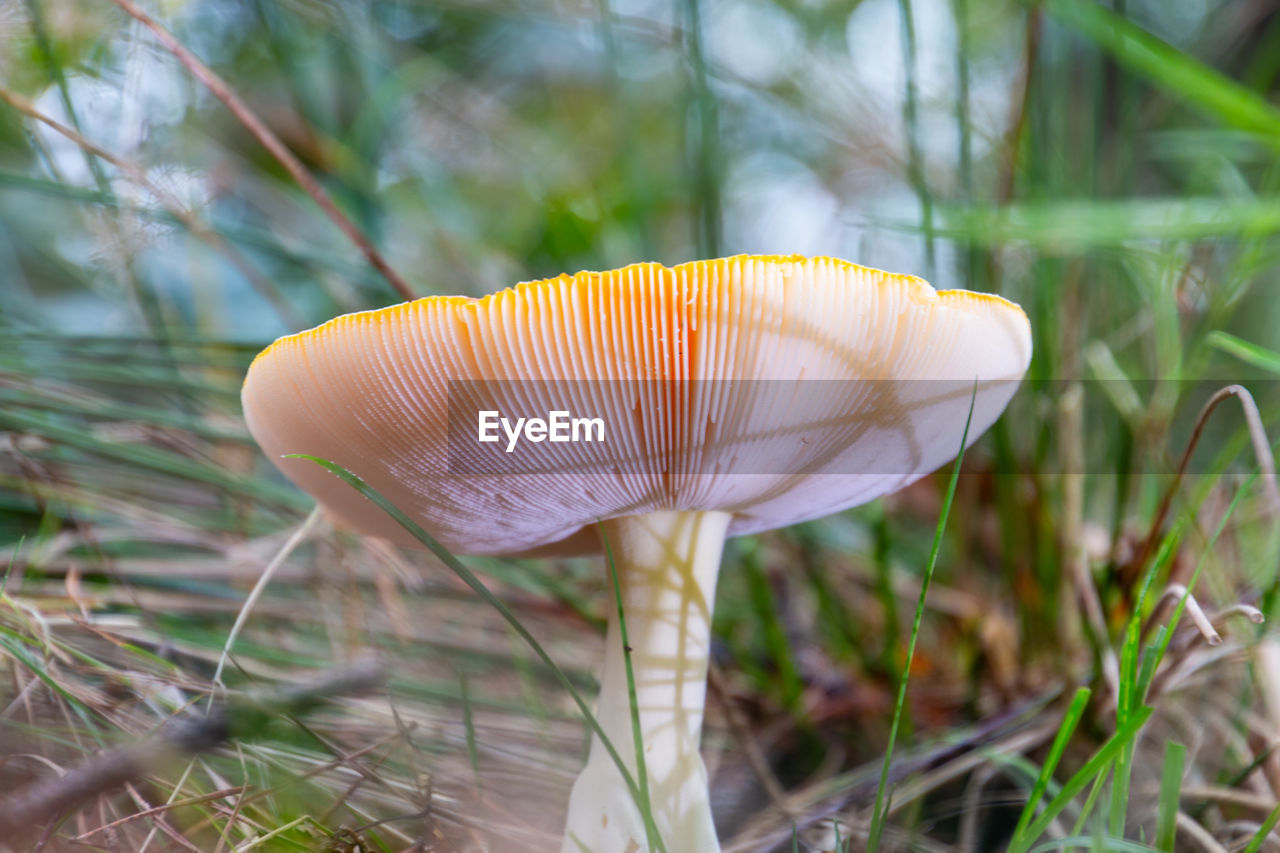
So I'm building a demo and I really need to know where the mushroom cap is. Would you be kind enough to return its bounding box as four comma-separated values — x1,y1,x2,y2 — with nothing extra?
242,254,1031,555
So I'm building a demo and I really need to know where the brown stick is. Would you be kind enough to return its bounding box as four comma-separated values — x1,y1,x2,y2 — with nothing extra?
107,0,417,303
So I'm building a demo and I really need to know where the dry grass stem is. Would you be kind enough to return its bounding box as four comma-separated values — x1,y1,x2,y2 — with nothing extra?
213,506,323,687
1130,384,1280,589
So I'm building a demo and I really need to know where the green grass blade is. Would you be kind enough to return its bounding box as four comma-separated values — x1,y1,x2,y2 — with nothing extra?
458,669,483,796
898,0,935,278
1156,741,1185,852
1110,522,1185,838
1040,0,1280,138
1025,838,1161,853
866,381,978,850
684,0,721,258
1070,770,1109,838
1135,630,1166,707
1008,687,1092,851
599,524,662,852
1017,706,1156,849
934,198,1280,250
0,634,102,735
1244,802,1280,853
1207,331,1280,375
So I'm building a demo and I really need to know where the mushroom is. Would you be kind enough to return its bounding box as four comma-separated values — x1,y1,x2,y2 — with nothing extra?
241,254,1031,853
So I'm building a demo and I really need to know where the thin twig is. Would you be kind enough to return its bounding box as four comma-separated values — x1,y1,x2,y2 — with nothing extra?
72,786,247,841
107,0,417,302
123,782,203,853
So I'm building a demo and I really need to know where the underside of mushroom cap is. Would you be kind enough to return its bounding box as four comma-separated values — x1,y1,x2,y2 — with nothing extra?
242,254,1032,555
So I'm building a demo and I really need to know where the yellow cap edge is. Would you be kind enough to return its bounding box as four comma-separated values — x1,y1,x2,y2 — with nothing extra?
245,253,1030,379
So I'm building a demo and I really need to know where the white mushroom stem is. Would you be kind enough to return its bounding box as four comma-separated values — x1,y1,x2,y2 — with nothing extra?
561,509,732,853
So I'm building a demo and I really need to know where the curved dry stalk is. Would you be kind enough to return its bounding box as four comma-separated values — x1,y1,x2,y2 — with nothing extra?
1213,603,1265,626
1149,583,1221,646
107,0,417,303
1128,384,1280,590
212,506,323,687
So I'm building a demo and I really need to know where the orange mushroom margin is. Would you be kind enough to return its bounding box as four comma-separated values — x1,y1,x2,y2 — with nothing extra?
248,254,1026,370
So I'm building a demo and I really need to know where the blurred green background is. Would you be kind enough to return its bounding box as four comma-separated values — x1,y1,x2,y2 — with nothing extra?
3,0,1280,851
2,0,1274,352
